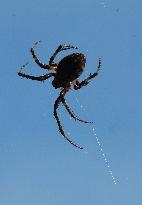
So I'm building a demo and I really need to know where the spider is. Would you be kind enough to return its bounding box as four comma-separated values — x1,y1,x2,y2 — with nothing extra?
17,41,101,149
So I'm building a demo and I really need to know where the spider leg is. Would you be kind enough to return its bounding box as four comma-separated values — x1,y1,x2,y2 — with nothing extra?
49,44,78,66
30,40,57,70
17,62,55,81
54,89,83,149
74,58,101,90
61,97,94,124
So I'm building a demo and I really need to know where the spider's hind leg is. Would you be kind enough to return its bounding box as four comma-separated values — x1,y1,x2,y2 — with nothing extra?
49,44,78,66
30,40,57,70
17,62,55,81
74,58,101,90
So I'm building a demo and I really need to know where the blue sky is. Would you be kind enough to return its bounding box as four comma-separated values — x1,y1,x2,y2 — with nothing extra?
1,0,142,204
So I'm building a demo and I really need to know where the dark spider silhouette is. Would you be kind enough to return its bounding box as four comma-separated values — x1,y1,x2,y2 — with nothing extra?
17,41,101,149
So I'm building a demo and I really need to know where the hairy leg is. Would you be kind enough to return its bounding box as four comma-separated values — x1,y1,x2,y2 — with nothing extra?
74,58,101,90
54,88,83,149
30,41,57,70
61,97,93,124
49,44,78,66
17,62,55,81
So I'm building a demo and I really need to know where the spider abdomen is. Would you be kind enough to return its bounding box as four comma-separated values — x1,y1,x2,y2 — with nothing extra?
52,53,86,88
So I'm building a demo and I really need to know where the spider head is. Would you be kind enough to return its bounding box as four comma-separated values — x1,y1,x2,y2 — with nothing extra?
52,79,71,89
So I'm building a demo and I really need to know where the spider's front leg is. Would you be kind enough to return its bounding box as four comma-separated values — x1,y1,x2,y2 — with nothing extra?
74,58,101,90
17,62,55,81
54,88,83,149
49,44,78,66
61,97,93,124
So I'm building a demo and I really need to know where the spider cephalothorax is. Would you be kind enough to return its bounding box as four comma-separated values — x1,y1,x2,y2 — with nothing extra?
18,41,101,149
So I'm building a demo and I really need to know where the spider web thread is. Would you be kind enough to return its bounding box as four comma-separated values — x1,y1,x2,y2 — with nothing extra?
47,82,117,184
75,97,117,185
